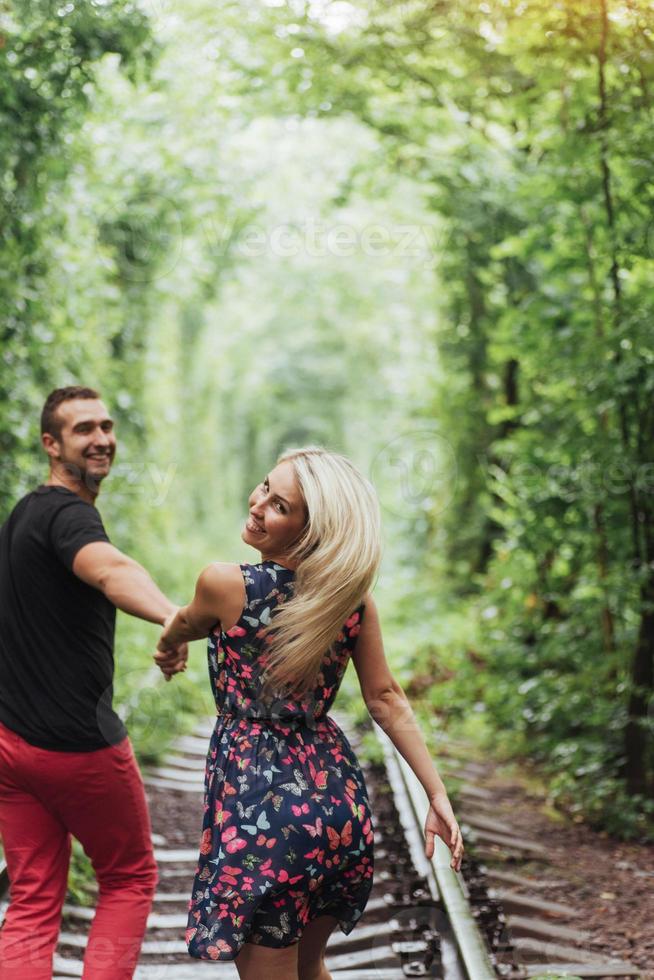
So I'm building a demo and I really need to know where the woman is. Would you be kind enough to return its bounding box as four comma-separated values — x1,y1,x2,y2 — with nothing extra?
155,447,463,980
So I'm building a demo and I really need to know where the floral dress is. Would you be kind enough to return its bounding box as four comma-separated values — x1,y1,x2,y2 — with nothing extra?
186,560,375,961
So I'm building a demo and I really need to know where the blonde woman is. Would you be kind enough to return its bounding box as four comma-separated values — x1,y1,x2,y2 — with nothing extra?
155,447,463,980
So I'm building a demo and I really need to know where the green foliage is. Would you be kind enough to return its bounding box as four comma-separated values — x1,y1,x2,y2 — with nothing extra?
112,619,212,765
291,0,654,833
1,0,653,843
0,0,156,517
66,839,95,908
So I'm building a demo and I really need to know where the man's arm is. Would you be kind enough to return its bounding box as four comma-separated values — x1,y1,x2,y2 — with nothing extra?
72,541,176,625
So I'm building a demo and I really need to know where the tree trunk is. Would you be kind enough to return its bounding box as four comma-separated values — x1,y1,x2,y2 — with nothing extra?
624,573,654,796
596,0,652,792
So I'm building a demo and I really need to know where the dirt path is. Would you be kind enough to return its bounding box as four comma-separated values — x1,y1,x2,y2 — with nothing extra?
449,745,654,978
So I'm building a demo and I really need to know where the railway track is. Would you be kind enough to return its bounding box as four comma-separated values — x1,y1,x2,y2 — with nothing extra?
0,713,644,979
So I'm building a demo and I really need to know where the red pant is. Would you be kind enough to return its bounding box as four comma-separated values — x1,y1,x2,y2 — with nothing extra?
0,722,158,980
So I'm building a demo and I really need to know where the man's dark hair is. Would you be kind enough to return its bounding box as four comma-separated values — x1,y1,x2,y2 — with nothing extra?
41,386,101,439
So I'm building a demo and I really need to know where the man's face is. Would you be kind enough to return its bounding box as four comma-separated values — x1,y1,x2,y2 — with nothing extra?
44,399,116,489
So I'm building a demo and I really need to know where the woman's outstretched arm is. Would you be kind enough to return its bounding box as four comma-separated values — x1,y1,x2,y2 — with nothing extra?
153,563,245,677
351,594,464,871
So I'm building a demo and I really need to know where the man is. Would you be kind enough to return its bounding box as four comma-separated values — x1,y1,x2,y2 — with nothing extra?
0,386,187,980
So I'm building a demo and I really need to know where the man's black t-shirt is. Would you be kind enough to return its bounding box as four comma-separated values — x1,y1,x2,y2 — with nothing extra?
0,485,127,751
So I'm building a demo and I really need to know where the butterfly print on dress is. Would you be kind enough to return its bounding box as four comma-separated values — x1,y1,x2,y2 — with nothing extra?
186,561,374,962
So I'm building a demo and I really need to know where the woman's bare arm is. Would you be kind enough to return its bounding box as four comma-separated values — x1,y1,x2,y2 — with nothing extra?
155,563,245,648
351,594,463,869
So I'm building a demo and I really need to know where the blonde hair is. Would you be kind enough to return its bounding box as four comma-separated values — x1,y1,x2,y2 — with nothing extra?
260,447,382,702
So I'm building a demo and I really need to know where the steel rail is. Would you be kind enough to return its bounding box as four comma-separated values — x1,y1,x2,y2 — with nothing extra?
375,722,498,980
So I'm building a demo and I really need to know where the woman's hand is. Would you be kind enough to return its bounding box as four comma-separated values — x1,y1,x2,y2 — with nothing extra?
424,790,464,872
153,639,188,681
153,609,189,682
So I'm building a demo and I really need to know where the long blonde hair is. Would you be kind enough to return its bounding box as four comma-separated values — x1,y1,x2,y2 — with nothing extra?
259,447,381,702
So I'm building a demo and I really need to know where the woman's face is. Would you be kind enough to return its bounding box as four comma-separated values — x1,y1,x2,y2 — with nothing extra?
242,460,307,565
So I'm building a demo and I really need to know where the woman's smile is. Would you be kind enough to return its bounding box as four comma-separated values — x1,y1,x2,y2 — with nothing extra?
246,516,265,534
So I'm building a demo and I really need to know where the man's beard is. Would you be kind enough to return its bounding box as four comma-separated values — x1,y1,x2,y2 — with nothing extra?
58,452,112,491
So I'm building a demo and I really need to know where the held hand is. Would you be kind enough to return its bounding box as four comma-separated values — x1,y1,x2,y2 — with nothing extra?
154,633,188,682
153,642,188,681
424,791,464,872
